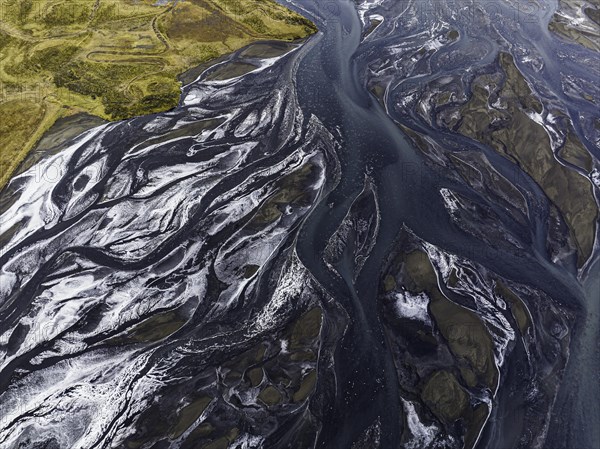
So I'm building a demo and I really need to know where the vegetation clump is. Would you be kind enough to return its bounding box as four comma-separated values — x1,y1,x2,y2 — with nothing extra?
0,0,317,188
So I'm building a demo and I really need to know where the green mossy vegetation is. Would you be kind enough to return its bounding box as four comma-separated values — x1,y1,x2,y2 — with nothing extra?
494,281,530,335
249,163,316,227
289,307,322,350
0,99,46,180
401,250,498,390
257,385,283,406
422,370,469,423
201,428,239,449
457,53,597,266
0,0,317,188
292,369,317,402
104,310,187,345
246,367,264,387
171,397,213,439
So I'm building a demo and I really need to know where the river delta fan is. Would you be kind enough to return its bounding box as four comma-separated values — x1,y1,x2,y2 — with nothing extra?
0,0,316,189
0,0,598,448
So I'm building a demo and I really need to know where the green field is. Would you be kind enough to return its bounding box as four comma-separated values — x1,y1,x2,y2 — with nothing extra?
0,0,316,188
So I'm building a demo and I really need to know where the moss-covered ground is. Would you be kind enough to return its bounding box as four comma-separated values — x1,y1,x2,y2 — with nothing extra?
0,0,316,188
457,53,597,267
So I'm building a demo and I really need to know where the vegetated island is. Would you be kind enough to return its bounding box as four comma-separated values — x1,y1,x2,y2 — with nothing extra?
0,0,317,189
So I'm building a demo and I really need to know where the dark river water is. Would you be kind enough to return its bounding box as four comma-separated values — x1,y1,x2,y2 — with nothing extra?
0,0,598,448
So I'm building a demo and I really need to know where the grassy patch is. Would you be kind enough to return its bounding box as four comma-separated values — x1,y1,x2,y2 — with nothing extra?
0,99,45,180
171,397,213,439
422,370,468,423
257,385,283,406
246,367,263,386
559,132,594,172
292,369,316,402
549,3,600,52
495,281,530,334
113,310,187,343
402,250,498,390
205,61,258,80
457,53,597,266
289,307,322,350
0,0,316,188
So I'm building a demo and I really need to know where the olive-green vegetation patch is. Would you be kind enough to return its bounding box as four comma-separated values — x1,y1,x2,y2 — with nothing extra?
436,90,453,107
224,369,242,384
499,54,543,113
289,307,322,350
447,29,459,41
27,45,81,73
0,99,45,183
239,41,296,59
383,274,397,292
250,163,316,226
464,403,489,449
246,367,263,387
397,123,440,159
201,428,239,449
292,369,317,402
26,113,106,155
457,52,597,266
383,243,494,447
289,350,316,362
459,365,477,388
369,83,386,107
222,342,267,373
586,7,600,26
422,370,468,423
205,61,258,81
193,423,214,438
549,18,599,50
176,422,214,449
431,298,497,389
549,0,600,51
402,250,439,293
0,0,316,189
402,251,497,389
171,396,213,439
559,132,594,172
243,264,260,279
53,61,181,119
126,311,186,342
363,18,382,38
447,268,459,288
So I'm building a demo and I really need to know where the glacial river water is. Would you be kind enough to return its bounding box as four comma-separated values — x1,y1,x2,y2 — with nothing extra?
0,0,598,448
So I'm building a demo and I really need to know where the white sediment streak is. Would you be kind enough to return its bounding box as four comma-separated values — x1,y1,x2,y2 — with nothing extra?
394,291,432,325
